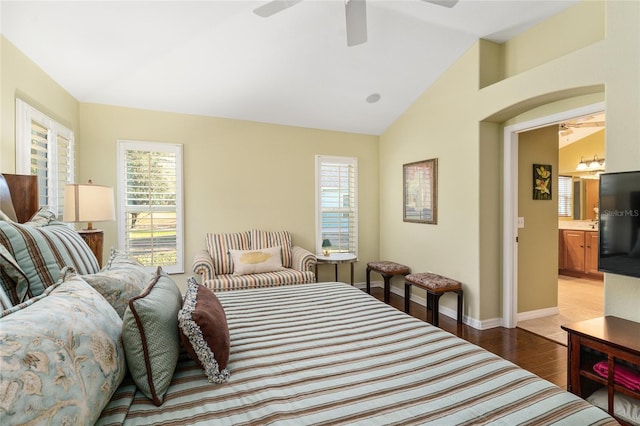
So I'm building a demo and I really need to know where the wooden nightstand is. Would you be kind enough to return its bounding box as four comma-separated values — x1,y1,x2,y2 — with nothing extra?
79,229,104,268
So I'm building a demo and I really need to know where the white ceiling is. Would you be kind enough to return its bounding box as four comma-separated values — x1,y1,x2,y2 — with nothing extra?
1,0,578,135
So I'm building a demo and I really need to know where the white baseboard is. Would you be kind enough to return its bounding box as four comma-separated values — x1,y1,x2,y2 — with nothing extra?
517,306,560,322
352,281,503,331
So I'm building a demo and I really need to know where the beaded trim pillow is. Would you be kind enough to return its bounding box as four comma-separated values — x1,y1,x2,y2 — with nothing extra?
178,277,230,383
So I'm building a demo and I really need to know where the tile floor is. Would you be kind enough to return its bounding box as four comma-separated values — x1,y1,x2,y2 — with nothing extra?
517,275,603,345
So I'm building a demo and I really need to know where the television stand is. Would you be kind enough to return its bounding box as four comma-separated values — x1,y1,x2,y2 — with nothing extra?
561,316,640,425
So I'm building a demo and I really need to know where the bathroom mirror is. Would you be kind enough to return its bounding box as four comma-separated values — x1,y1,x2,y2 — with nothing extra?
571,176,600,220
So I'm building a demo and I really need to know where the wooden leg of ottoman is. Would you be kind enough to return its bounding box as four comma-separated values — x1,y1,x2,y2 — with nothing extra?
456,289,463,325
383,274,392,304
366,266,371,294
430,292,444,327
404,282,412,313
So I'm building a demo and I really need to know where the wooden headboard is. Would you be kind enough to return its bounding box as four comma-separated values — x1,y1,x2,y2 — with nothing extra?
0,173,39,223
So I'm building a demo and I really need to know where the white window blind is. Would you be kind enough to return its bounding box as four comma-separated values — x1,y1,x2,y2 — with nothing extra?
316,155,358,255
558,175,572,217
15,99,75,218
117,141,184,274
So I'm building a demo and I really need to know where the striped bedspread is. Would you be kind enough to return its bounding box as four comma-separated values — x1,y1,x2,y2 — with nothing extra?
98,282,617,425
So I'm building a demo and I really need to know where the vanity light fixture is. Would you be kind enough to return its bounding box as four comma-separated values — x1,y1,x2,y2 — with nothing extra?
576,156,588,171
576,155,605,171
588,154,605,170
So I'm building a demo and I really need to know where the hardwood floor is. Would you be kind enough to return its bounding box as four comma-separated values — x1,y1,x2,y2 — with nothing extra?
369,287,568,390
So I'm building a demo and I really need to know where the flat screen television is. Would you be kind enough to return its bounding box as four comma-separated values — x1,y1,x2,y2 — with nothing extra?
598,170,640,278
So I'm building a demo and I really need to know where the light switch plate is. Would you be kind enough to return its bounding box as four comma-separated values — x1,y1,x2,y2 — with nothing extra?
517,217,525,228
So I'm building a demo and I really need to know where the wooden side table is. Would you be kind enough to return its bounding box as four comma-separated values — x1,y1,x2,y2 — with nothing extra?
315,253,357,285
79,229,104,268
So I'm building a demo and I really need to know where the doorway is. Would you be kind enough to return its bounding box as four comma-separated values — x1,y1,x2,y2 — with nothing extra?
514,112,606,343
518,276,603,343
502,102,605,329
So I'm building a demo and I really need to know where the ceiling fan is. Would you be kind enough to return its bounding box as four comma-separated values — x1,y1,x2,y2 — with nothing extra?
559,119,605,137
253,0,459,47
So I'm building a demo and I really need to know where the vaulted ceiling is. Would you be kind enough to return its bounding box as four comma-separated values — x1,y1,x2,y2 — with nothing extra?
1,0,578,135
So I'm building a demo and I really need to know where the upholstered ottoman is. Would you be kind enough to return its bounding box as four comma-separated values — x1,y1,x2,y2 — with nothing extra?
404,272,463,327
366,261,411,304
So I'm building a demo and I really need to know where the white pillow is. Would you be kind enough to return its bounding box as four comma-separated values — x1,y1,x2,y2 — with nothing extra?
229,246,284,275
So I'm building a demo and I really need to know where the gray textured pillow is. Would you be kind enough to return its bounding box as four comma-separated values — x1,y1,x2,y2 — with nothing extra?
83,250,153,318
121,267,182,406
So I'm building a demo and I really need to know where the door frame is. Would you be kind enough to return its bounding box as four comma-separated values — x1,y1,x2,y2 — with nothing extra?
501,101,605,328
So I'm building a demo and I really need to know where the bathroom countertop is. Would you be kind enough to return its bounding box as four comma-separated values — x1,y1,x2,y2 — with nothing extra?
558,220,599,231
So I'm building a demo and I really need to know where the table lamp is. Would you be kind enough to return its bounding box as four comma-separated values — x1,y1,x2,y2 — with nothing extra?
322,239,332,256
64,180,115,267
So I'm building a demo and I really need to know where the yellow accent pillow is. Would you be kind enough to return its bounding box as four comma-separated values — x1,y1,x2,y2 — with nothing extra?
229,246,284,275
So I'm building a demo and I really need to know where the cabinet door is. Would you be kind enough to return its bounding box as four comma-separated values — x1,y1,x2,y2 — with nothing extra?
564,230,585,272
585,231,600,275
558,230,566,270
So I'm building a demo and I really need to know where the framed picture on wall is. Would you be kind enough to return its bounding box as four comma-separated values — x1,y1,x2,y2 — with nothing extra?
403,158,438,224
533,164,552,200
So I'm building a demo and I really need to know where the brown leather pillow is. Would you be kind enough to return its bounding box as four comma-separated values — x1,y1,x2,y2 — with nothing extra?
178,277,230,383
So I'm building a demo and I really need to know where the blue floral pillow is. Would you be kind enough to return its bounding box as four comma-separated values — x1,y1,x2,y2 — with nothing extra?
0,273,126,424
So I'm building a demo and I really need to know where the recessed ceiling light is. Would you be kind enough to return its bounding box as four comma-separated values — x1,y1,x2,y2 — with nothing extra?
366,93,381,104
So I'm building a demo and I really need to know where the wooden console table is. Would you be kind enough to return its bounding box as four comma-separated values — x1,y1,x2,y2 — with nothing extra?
561,316,640,425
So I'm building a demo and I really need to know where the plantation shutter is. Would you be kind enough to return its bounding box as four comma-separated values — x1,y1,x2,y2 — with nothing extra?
15,99,75,218
558,175,572,217
118,141,184,274
30,120,50,207
316,156,358,255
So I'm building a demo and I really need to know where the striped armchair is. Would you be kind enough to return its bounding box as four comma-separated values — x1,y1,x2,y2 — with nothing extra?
192,230,316,291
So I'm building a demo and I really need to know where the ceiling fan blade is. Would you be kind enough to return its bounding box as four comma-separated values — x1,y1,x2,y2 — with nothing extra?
566,121,606,128
421,0,459,8
253,0,304,18
345,0,367,47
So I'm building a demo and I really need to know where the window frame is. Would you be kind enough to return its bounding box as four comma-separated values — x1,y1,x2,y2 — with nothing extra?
315,155,358,256
117,140,184,274
15,98,75,218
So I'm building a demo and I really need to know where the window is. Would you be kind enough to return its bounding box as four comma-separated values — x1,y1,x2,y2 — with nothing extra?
117,140,184,274
558,175,572,217
316,155,358,255
15,99,75,218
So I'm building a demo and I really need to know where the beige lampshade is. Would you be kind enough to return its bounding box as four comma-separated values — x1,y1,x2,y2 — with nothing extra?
64,181,115,230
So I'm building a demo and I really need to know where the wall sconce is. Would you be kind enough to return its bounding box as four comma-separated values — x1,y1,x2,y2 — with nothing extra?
64,180,115,267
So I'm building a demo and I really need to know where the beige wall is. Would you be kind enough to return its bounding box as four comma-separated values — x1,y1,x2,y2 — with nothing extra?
78,104,379,289
601,0,640,320
517,126,559,312
501,0,605,78
1,37,79,172
381,0,640,325
559,130,605,175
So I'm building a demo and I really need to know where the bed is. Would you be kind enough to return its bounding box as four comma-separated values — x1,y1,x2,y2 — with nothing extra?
0,174,618,425
97,282,617,425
